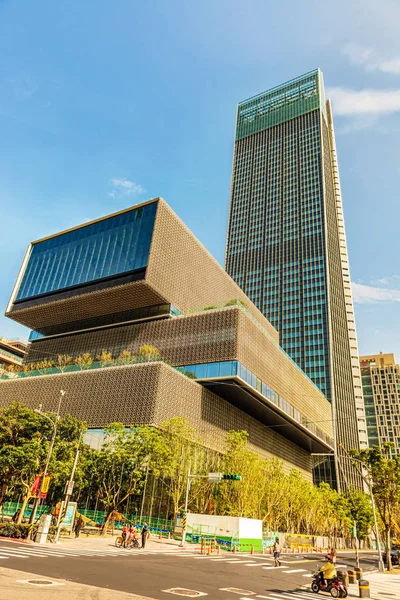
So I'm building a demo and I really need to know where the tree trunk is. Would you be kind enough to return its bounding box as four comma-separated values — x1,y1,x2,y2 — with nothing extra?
17,490,31,524
100,508,114,536
0,480,9,507
385,527,392,571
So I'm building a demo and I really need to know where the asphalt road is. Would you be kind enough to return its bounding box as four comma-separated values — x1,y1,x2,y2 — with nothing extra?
0,542,380,600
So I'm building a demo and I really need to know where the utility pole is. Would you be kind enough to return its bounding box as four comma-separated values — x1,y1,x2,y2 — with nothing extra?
180,467,191,547
55,432,82,542
353,520,359,568
30,390,66,525
139,460,150,524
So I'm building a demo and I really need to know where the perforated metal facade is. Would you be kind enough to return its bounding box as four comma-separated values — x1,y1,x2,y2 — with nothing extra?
0,362,314,480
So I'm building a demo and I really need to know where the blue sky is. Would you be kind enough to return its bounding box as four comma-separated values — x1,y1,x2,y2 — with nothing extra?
1,0,399,359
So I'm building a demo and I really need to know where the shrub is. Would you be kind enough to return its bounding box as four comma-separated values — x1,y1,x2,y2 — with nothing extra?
184,370,197,379
203,305,218,311
0,522,33,539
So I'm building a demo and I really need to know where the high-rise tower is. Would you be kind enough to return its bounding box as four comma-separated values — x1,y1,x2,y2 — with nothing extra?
225,69,368,489
360,353,400,454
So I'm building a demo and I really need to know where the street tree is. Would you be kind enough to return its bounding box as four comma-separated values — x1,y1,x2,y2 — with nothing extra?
155,418,200,522
89,423,158,534
350,443,400,570
0,402,86,521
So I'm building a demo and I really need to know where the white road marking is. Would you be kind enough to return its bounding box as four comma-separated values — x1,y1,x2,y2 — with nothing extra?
226,560,252,563
283,569,307,573
262,566,285,570
219,588,255,595
245,563,275,567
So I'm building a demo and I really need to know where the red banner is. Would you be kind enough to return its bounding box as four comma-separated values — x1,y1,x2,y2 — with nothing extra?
30,475,41,496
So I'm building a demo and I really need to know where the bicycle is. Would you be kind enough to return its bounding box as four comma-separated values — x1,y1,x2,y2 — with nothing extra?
115,535,140,549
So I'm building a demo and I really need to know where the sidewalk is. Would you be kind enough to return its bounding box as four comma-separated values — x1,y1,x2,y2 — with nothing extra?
0,565,155,600
347,571,400,599
47,533,192,552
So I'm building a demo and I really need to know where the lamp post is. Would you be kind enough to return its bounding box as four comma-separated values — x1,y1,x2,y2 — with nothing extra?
29,390,66,525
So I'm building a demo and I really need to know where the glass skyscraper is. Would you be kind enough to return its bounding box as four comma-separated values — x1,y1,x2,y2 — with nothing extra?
225,69,368,489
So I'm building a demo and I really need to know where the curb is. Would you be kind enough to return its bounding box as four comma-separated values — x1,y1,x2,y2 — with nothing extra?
0,536,31,544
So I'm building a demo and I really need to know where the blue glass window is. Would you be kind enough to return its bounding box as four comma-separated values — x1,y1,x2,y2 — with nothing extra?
219,361,235,377
207,363,219,378
195,364,207,378
16,202,158,301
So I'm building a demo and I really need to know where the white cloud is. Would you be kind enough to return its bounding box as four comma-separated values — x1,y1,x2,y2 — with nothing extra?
109,177,145,200
327,87,400,116
352,282,400,304
342,43,400,75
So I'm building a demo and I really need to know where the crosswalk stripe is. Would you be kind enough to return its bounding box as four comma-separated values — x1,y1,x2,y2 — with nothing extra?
225,560,253,563
262,566,285,570
270,592,310,600
245,563,274,567
283,570,307,573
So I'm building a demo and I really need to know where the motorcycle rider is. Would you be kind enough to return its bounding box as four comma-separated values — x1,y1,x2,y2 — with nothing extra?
319,556,337,587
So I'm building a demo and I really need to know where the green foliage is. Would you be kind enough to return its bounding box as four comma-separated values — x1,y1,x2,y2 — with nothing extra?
0,522,33,539
203,305,218,311
350,443,400,569
136,345,160,361
346,488,374,540
98,349,113,366
87,423,160,534
0,402,87,511
76,353,94,370
183,370,197,379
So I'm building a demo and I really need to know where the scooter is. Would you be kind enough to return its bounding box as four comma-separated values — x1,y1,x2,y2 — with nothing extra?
311,568,348,598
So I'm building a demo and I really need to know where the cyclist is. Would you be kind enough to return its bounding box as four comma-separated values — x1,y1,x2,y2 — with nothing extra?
127,524,135,546
121,523,128,548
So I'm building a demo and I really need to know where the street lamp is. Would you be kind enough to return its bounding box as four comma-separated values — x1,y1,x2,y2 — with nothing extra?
29,390,66,525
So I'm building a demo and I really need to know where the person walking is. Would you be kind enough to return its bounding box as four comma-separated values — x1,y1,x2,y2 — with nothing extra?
273,537,282,567
141,522,149,549
75,515,85,538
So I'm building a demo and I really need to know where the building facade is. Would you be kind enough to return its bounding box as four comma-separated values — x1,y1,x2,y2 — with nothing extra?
360,353,400,454
225,70,367,489
0,338,28,372
1,198,333,482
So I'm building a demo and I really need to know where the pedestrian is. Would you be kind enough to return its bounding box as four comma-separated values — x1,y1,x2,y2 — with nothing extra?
273,537,282,567
75,515,85,538
141,522,149,549
12,509,21,523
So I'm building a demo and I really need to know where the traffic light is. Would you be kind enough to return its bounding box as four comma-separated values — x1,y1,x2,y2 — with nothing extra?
222,474,242,481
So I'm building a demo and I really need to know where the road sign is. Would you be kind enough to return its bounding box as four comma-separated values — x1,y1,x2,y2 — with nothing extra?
208,472,223,482
65,480,74,496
